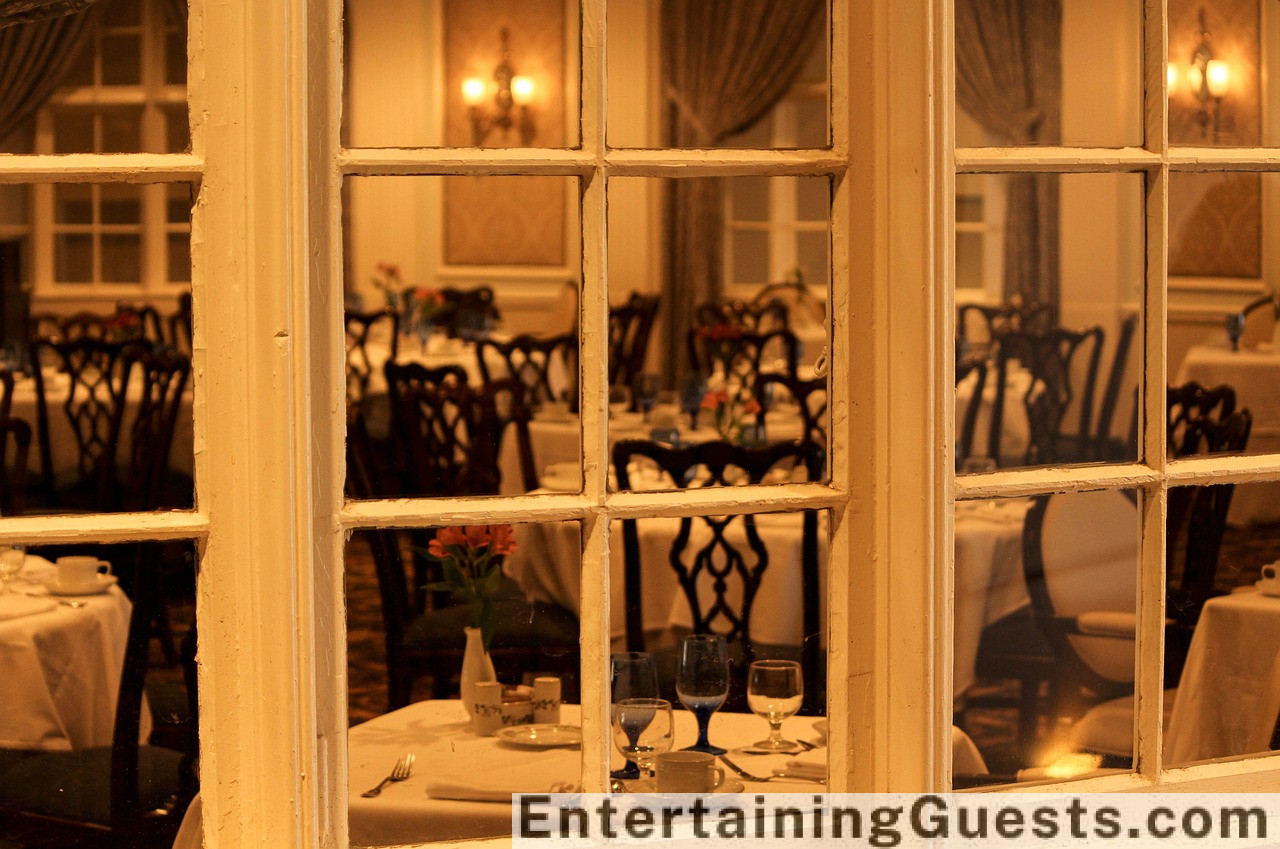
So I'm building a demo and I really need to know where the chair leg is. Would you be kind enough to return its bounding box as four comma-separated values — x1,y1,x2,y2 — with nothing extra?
1015,678,1043,765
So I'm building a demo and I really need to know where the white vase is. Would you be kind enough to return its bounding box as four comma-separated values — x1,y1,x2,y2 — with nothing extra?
460,626,497,719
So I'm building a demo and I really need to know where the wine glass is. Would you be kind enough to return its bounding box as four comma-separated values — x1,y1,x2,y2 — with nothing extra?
636,373,660,420
608,385,632,417
676,634,729,754
610,652,659,779
746,659,804,752
0,544,24,594
612,697,673,779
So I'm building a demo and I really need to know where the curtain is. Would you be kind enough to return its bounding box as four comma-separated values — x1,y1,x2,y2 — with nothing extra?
0,5,98,139
659,0,824,385
0,0,96,28
955,0,1062,312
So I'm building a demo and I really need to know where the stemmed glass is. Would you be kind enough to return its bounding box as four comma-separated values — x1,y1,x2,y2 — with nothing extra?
611,697,673,780
636,374,660,421
676,634,729,754
610,652,659,780
746,659,804,752
608,385,632,418
0,545,24,595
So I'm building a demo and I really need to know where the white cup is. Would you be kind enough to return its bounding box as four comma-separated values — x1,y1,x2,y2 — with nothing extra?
654,751,725,793
1259,563,1280,592
56,556,111,587
471,681,504,736
532,676,561,725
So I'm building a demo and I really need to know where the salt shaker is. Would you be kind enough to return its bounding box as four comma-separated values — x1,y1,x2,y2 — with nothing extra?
532,676,561,725
472,681,504,736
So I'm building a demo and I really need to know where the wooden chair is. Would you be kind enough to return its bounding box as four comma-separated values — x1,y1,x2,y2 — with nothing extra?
113,302,167,347
117,346,192,511
686,327,800,401
956,299,1055,359
754,372,828,449
1087,313,1138,462
474,333,578,413
695,299,790,335
344,307,399,417
27,337,133,511
0,416,32,516
168,292,193,354
0,555,198,844
1166,382,1237,458
612,438,825,714
608,292,660,404
954,354,989,471
438,286,501,339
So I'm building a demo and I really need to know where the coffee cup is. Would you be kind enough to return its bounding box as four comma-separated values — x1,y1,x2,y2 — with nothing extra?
471,681,504,736
654,751,724,793
1258,563,1280,593
56,556,111,587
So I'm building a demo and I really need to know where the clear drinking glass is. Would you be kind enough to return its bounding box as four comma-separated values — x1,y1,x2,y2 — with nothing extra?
612,697,673,778
746,659,804,752
608,385,632,416
676,634,729,754
0,545,24,594
610,652,659,779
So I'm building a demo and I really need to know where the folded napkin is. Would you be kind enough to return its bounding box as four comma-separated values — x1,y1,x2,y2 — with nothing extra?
19,555,56,584
422,735,580,802
0,593,57,622
784,748,827,781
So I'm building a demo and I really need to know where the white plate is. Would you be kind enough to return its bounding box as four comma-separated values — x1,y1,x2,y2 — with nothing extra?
624,778,746,796
495,724,582,748
812,719,829,742
41,573,118,596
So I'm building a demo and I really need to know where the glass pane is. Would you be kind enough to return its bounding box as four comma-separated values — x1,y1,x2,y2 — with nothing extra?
607,0,829,149
955,232,985,291
344,521,581,845
1168,1,1280,148
795,176,828,222
953,490,1140,785
605,508,829,791
101,106,145,153
343,0,580,149
1164,484,1280,766
954,172,1144,473
51,109,95,154
54,184,94,225
164,103,191,153
107,0,142,27
100,34,142,85
344,175,581,499
100,233,140,282
166,31,187,85
607,177,830,483
1169,173,1280,461
167,183,194,224
168,232,191,282
955,0,1141,148
99,184,143,225
62,36,95,88
55,233,93,282
730,176,771,223
0,185,28,226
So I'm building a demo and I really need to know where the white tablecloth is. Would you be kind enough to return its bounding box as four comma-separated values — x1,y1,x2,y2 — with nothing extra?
1164,589,1280,765
1177,343,1280,525
171,701,986,848
0,556,149,751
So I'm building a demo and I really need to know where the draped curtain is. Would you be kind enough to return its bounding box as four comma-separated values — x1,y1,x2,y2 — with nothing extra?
659,0,823,385
0,0,96,28
955,0,1062,311
0,3,99,140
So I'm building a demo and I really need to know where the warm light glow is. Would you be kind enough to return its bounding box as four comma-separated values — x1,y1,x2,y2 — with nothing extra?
461,77,487,106
1043,752,1103,779
1205,59,1230,97
510,75,535,105
1167,63,1179,94
1186,62,1204,93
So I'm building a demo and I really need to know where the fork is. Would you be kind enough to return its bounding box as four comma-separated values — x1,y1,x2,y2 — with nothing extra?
361,753,414,797
720,754,825,784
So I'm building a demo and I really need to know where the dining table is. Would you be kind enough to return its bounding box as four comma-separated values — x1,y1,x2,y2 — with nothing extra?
0,554,150,751
1177,341,1280,524
1163,586,1280,765
171,701,987,848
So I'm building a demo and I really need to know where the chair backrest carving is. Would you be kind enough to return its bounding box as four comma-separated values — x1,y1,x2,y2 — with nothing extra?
475,333,578,413
754,372,828,450
344,307,399,416
695,299,789,335
118,347,192,511
608,292,660,397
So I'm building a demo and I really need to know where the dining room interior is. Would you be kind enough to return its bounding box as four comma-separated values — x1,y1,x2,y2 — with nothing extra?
0,0,1279,845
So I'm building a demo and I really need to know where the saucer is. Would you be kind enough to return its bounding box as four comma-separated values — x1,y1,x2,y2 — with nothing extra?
623,778,746,796
495,724,581,748
41,573,117,596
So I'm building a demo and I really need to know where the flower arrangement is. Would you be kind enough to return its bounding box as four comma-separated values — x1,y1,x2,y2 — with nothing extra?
371,262,403,311
105,311,142,343
408,286,448,325
701,387,762,444
420,524,518,652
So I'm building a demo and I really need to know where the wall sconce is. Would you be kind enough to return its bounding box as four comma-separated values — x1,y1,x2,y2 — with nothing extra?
461,27,536,147
1186,8,1230,138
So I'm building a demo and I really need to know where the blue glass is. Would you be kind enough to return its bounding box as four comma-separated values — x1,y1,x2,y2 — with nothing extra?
676,634,729,754
609,652,659,780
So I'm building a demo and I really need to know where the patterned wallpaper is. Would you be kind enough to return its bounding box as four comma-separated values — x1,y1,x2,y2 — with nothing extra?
443,0,568,267
1167,0,1262,278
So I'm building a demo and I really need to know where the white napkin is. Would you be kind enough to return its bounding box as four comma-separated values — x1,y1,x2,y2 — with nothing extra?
19,555,56,584
784,748,827,781
422,735,580,802
0,594,57,622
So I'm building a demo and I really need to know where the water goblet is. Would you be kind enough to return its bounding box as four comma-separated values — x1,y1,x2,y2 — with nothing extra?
636,373,660,420
610,652,659,780
0,544,24,594
612,697,673,779
676,634,729,754
608,385,632,417
746,659,804,752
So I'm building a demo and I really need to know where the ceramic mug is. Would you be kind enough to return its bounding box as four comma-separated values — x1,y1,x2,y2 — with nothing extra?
56,556,112,587
654,751,725,793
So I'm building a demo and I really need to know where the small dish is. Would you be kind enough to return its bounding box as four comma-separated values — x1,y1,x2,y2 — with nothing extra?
495,724,582,748
812,719,829,742
623,778,746,796
41,573,117,596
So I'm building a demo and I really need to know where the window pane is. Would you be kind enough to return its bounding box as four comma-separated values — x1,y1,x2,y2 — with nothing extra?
100,33,142,85
1168,172,1280,462
730,176,771,223
1164,484,1280,766
343,0,580,150
954,172,1144,473
955,232,985,291
54,184,94,226
168,232,191,283
955,0,1141,147
166,30,187,86
99,184,143,225
607,177,830,484
344,175,581,499
62,36,95,88
100,106,145,153
953,490,1140,785
100,233,141,282
1168,1,1280,148
51,109,95,154
795,176,828,222
604,508,829,791
344,521,581,845
167,182,194,224
55,233,93,282
107,0,142,27
608,0,830,150
164,103,191,153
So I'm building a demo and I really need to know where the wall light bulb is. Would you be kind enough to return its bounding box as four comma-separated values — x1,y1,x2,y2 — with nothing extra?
461,77,487,106
511,76,535,105
1205,60,1230,97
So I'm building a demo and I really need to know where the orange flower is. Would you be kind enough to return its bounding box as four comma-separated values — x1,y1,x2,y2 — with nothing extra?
376,262,401,278
700,389,729,410
487,524,518,556
741,398,762,416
